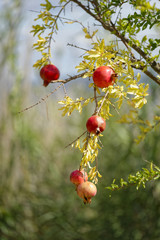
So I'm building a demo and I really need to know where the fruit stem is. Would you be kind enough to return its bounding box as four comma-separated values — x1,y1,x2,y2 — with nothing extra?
94,86,98,114
80,132,91,169
96,90,109,115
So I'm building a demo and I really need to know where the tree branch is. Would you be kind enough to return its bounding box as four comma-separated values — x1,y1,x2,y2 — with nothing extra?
71,0,160,85
50,72,86,84
18,72,86,114
132,65,160,85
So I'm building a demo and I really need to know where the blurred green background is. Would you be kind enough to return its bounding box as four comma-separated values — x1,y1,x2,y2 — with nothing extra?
0,1,160,240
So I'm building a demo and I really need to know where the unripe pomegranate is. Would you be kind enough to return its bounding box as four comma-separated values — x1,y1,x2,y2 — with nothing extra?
40,64,60,87
77,181,97,204
86,115,106,135
70,169,88,185
93,66,117,88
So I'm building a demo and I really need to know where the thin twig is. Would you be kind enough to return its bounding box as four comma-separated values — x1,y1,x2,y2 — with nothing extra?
94,86,98,113
45,101,49,120
81,131,91,169
96,90,109,115
65,130,87,148
18,72,86,114
62,83,67,97
67,43,89,52
48,0,71,57
18,83,64,114
95,157,98,172
97,136,104,148
110,103,121,116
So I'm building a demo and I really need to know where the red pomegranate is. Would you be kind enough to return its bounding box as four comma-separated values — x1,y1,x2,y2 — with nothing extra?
93,66,117,88
40,64,60,87
86,115,106,135
70,169,88,185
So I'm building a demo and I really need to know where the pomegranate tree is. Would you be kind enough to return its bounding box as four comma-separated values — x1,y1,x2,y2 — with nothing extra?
40,64,60,87
93,66,117,88
86,115,106,135
77,181,97,204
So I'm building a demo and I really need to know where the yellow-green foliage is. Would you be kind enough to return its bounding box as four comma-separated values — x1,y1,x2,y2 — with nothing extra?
75,134,102,184
57,41,149,181
107,163,160,193
30,0,160,186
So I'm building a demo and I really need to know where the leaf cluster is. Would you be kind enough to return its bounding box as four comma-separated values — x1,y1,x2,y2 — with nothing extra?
30,1,59,69
119,108,160,143
107,162,160,193
72,134,102,183
56,37,150,182
76,39,149,110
